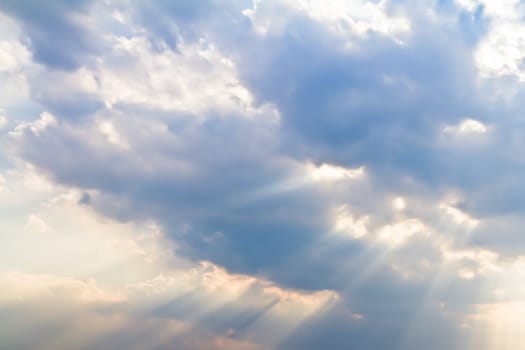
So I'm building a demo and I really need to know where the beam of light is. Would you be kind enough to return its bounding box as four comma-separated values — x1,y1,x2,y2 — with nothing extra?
235,288,339,348
469,301,525,350
331,202,433,291
224,162,365,209
0,165,347,350
127,262,340,349
463,255,525,350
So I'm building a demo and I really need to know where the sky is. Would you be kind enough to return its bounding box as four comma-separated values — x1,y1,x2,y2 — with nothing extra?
1,0,525,349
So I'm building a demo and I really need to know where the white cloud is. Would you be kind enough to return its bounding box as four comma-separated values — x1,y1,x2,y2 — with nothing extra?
245,0,410,44
443,118,488,136
467,0,525,80
0,40,31,72
376,218,428,246
442,247,500,279
307,163,365,182
333,205,370,239
10,112,58,137
0,15,36,114
97,120,129,149
96,35,259,116
440,203,479,229
0,272,127,304
300,0,410,39
18,167,54,193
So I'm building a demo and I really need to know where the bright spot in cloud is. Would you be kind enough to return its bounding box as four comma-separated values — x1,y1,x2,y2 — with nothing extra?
333,205,370,239
97,120,129,149
392,196,406,211
10,112,57,137
376,219,428,246
308,163,365,182
440,203,480,229
443,118,488,136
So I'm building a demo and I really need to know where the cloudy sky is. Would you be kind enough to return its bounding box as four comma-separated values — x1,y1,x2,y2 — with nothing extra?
2,0,525,349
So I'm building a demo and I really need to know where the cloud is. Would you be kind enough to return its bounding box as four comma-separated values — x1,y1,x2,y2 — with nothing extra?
0,0,99,70
0,167,342,350
0,115,7,130
4,0,525,349
443,118,488,136
0,272,127,304
10,111,57,137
